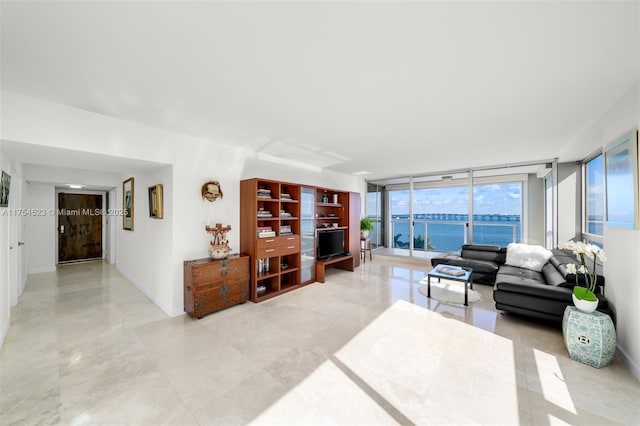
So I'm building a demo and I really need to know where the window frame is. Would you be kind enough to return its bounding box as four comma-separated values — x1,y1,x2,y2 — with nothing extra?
582,150,604,247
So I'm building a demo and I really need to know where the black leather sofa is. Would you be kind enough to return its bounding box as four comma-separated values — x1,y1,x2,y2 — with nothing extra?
431,244,610,323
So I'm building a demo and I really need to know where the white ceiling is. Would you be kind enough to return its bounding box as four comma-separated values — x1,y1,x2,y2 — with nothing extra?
1,1,638,181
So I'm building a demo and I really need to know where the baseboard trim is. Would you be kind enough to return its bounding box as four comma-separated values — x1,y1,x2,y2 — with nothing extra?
616,344,640,382
116,266,182,318
28,266,57,274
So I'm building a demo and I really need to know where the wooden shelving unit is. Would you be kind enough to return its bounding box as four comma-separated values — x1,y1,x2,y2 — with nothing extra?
240,178,360,302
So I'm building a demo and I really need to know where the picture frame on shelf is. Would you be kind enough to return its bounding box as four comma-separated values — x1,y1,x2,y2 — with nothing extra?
604,128,639,229
123,177,134,230
148,184,163,219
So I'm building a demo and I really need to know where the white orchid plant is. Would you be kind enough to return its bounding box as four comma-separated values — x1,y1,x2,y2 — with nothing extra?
559,241,606,302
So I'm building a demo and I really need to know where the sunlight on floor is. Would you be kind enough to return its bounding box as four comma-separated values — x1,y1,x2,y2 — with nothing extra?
533,349,577,415
251,300,522,425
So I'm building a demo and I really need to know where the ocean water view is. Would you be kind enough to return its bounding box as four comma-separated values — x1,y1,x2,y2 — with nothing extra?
386,214,521,252
370,214,602,253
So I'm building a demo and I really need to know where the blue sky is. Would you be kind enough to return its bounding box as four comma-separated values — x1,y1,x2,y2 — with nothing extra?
587,155,604,217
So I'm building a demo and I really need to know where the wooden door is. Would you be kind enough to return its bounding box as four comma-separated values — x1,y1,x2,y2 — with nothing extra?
58,193,103,262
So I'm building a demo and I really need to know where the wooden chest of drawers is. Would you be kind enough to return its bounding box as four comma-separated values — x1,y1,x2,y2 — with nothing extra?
184,254,250,319
255,235,300,258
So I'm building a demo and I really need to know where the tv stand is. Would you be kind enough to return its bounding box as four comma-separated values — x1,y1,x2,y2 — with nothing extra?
316,254,354,283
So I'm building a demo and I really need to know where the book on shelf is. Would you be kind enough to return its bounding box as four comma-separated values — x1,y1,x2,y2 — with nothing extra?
257,208,273,217
257,258,270,274
280,193,291,200
435,266,466,277
257,226,273,232
258,231,276,238
280,225,292,235
257,189,272,199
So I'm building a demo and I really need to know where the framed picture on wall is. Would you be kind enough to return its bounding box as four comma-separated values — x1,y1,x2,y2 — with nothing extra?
604,128,639,229
0,171,10,208
123,177,134,230
148,184,163,219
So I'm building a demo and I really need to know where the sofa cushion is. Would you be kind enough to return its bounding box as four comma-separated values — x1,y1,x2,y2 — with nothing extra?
498,264,545,281
461,244,507,264
505,243,553,272
542,263,567,287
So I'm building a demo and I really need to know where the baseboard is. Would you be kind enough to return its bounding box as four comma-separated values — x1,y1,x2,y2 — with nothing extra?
116,266,179,318
616,344,640,382
28,266,57,274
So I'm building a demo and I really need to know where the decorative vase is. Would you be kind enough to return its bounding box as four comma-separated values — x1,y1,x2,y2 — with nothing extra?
209,243,231,260
361,230,369,239
572,293,598,313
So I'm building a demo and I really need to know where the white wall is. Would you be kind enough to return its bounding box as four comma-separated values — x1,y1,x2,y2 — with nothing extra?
557,162,581,244
570,79,640,380
1,91,362,318
24,183,56,274
0,143,11,348
526,174,545,245
116,166,174,314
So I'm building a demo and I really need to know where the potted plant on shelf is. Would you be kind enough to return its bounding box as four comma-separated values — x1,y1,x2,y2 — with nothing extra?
560,241,607,313
360,217,374,239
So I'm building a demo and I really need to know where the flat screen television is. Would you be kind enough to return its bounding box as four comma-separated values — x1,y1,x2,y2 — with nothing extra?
317,229,345,259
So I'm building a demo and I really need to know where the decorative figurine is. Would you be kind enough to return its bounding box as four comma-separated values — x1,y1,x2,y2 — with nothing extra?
206,223,231,259
201,180,223,202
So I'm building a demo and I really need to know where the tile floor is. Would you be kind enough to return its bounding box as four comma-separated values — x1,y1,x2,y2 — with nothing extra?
1,257,638,425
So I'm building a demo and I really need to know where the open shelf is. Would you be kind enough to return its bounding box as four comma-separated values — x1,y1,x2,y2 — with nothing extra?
241,178,360,302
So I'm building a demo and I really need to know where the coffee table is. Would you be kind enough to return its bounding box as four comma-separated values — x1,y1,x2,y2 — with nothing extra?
426,265,474,306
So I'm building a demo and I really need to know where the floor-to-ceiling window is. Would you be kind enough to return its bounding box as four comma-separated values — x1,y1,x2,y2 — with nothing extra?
583,153,604,247
389,188,411,249
471,182,522,246
370,163,549,257
366,183,385,249
413,183,469,252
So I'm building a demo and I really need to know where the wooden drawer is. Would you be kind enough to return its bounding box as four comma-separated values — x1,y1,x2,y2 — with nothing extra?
280,240,300,255
257,246,280,258
191,256,250,284
193,276,249,318
280,235,300,245
257,237,280,250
